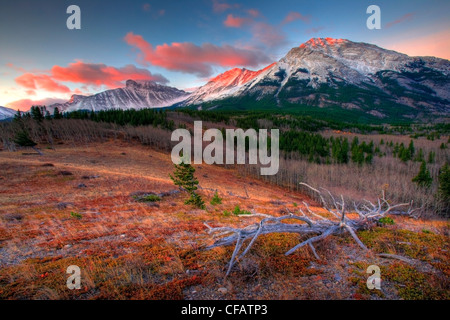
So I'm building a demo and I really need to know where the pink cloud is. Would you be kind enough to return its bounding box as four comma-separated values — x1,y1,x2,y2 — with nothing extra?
247,9,260,17
385,13,414,29
15,74,71,93
6,98,67,112
142,3,151,12
124,32,271,77
212,0,239,13
51,61,168,87
14,62,168,96
251,22,287,48
282,11,311,24
224,14,247,28
306,26,325,35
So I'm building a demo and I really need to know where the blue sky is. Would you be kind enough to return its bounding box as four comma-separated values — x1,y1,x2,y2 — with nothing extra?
0,0,449,109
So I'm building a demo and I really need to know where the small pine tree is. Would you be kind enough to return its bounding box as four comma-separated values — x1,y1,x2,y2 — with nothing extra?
438,163,450,211
412,161,432,188
14,130,43,155
14,130,36,147
408,140,415,159
210,191,222,205
30,106,44,122
169,159,205,209
53,107,63,119
427,151,435,164
13,109,22,122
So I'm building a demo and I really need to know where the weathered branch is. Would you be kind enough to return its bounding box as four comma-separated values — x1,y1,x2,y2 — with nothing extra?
204,183,414,277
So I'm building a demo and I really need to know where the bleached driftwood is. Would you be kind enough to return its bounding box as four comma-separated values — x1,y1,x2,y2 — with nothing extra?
204,183,418,277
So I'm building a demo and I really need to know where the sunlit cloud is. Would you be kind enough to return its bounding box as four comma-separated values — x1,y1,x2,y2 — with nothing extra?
385,13,414,29
282,11,311,25
124,32,271,77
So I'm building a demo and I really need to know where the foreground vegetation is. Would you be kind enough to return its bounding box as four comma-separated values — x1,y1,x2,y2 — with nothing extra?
0,141,448,300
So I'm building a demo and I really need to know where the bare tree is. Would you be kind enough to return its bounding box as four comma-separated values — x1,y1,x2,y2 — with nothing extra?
204,183,419,277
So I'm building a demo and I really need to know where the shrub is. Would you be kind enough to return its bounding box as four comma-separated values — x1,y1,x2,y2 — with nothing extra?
378,216,395,226
134,194,161,202
210,192,222,205
70,212,82,220
232,205,251,216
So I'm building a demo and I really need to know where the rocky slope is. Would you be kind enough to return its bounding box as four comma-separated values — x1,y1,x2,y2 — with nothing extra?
185,38,450,119
52,80,188,112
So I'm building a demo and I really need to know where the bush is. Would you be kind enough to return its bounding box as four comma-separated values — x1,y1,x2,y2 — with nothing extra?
70,212,82,220
134,194,161,202
378,216,395,226
232,205,251,216
210,192,222,205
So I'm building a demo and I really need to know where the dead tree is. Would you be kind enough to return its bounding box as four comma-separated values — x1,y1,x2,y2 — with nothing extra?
204,183,418,277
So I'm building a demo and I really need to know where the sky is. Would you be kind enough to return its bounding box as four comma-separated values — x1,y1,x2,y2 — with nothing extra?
0,0,449,110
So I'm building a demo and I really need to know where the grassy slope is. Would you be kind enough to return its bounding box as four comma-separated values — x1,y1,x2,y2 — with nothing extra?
0,140,448,300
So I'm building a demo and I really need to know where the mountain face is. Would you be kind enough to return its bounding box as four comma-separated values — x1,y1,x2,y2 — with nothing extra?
52,80,188,112
0,106,16,120
184,63,276,105
185,38,450,120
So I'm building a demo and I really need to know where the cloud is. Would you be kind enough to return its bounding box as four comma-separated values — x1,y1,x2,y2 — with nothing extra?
247,9,260,17
6,98,67,111
212,0,239,13
222,11,287,48
282,11,311,25
224,14,247,28
385,13,414,29
142,3,151,12
51,61,169,87
251,22,287,48
124,32,271,77
14,62,168,96
306,26,325,35
15,74,71,93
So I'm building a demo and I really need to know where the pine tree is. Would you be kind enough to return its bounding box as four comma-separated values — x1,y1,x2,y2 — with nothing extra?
13,109,22,122
438,163,450,213
169,159,205,209
412,161,432,188
210,191,222,205
30,106,44,122
408,140,415,159
53,107,62,119
427,151,435,164
14,130,43,155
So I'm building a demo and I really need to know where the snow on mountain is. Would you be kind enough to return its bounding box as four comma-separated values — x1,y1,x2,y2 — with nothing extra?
52,80,188,112
184,38,450,118
0,106,16,120
184,63,276,105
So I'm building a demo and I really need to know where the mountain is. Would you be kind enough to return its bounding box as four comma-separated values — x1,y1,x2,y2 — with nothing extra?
52,80,188,112
184,38,450,121
0,106,16,121
184,63,276,105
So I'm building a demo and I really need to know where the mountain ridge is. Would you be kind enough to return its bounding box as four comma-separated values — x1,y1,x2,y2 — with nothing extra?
44,37,449,121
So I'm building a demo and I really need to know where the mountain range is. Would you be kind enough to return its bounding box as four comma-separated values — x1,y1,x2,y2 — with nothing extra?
0,106,16,121
4,38,449,122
